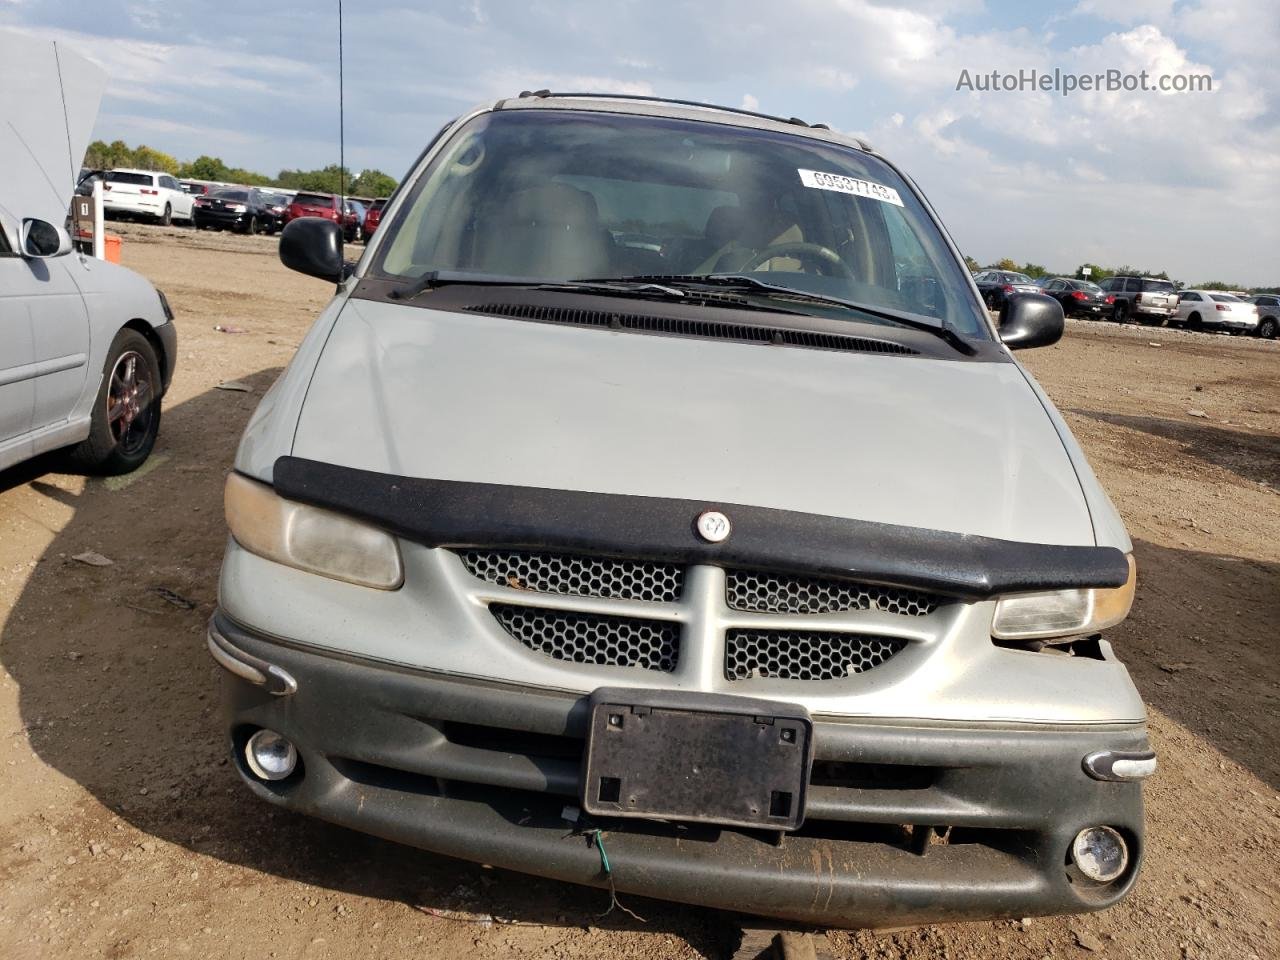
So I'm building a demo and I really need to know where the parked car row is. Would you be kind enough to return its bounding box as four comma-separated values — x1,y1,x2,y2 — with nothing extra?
76,169,387,242
973,267,1276,339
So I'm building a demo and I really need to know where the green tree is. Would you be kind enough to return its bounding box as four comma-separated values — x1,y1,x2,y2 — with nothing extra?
962,255,980,273
1019,262,1048,279
132,145,180,173
178,155,233,181
351,168,397,198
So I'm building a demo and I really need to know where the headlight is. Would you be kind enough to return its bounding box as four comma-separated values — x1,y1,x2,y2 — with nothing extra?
224,473,403,589
991,554,1135,641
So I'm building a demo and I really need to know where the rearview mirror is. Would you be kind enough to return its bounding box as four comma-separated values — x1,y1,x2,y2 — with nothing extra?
279,217,344,282
21,218,71,259
999,293,1064,350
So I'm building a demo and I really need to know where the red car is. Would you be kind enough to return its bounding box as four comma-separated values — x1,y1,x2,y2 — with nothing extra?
284,192,362,242
362,198,387,241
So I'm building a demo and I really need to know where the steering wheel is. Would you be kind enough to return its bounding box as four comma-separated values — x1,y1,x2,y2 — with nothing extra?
739,241,853,278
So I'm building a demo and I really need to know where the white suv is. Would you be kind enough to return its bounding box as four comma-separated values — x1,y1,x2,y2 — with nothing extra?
102,169,194,226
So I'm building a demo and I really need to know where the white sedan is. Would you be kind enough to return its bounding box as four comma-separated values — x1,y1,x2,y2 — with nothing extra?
102,168,195,226
1172,290,1260,334
0,208,177,474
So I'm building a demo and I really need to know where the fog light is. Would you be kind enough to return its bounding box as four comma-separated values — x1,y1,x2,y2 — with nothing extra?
1071,826,1129,883
245,729,297,781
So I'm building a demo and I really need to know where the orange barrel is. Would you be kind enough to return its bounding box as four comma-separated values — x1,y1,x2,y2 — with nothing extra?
103,234,122,263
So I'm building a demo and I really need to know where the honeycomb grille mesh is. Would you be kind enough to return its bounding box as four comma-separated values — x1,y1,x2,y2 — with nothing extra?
459,550,682,603
491,604,679,672
726,570,941,617
726,629,906,681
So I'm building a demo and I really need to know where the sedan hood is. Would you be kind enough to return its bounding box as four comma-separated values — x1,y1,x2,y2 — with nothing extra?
290,299,1095,545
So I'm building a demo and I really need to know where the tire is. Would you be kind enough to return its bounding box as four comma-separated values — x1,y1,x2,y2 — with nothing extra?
246,215,260,236
1113,301,1128,323
1187,312,1203,330
68,329,162,475
1259,316,1277,340
158,203,172,227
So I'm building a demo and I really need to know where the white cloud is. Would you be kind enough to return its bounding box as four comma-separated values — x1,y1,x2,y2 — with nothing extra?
741,93,759,111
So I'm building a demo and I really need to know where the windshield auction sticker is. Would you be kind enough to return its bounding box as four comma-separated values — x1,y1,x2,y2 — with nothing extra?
797,169,904,207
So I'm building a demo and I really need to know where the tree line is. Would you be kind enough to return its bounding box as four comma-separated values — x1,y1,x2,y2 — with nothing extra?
82,140,398,198
963,255,1276,295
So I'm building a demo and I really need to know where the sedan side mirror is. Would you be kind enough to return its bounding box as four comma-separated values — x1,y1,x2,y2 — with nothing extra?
21,218,71,259
280,217,345,282
999,292,1064,349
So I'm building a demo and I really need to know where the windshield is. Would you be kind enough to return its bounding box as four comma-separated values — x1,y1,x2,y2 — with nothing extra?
373,110,990,338
1142,279,1176,293
212,189,249,201
1209,294,1242,302
294,193,332,206
1073,280,1103,293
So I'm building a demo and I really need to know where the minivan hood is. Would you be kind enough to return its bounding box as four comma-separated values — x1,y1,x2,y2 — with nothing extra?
290,299,1095,545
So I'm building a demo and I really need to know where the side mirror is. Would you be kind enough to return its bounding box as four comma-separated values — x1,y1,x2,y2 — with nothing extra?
21,218,71,259
280,217,344,282
999,292,1064,350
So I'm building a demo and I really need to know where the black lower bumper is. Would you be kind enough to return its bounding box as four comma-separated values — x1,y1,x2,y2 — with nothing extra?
213,612,1149,928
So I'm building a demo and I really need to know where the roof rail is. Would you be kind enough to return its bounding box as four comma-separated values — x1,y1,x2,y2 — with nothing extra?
513,89,833,132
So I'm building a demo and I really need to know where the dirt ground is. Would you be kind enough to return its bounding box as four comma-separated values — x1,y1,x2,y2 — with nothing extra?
1,223,1277,960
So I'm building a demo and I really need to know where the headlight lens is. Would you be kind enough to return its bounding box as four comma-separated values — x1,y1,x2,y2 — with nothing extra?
991,554,1135,641
224,473,404,589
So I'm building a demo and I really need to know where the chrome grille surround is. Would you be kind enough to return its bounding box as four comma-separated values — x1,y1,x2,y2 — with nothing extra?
726,569,941,617
452,551,943,683
459,549,683,602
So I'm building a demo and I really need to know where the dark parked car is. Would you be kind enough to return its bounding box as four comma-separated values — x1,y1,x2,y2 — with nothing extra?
1041,277,1114,319
1246,294,1278,339
343,199,366,243
362,198,386,240
193,187,274,234
972,270,1040,309
261,193,291,233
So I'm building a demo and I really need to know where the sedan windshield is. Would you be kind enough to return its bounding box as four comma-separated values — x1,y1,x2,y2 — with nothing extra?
373,110,990,338
212,189,249,202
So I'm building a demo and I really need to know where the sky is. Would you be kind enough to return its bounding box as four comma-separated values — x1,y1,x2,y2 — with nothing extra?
2,0,1276,285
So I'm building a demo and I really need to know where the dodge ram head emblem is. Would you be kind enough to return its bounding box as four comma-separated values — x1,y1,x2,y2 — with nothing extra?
696,510,732,543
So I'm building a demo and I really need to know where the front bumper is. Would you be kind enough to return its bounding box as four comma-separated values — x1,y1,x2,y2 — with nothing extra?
194,209,252,230
212,611,1150,928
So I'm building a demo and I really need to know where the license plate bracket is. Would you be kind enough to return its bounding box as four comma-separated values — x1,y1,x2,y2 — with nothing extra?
581,688,813,830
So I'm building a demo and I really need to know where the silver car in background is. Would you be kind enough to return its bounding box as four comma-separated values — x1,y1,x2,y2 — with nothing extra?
211,93,1153,928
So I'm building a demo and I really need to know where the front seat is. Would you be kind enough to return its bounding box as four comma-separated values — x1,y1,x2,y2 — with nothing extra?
475,183,610,279
694,202,802,274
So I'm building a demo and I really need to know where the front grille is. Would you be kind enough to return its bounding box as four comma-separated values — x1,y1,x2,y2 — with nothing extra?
726,628,906,681
491,604,679,672
459,550,683,602
726,570,941,617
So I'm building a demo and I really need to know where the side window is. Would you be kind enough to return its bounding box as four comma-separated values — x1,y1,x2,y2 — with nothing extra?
1099,278,1114,291
1046,280,1062,291
1124,278,1141,292
974,272,988,282
1181,292,1201,301
0,224,11,255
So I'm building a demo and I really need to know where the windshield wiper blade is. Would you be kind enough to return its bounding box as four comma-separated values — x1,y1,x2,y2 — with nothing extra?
388,270,556,302
593,274,976,354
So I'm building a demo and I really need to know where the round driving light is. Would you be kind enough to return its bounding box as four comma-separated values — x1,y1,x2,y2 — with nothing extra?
1071,826,1129,883
244,729,297,781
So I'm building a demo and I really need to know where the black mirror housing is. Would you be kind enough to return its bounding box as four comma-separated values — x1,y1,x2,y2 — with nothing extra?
280,217,344,282
1000,293,1064,350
